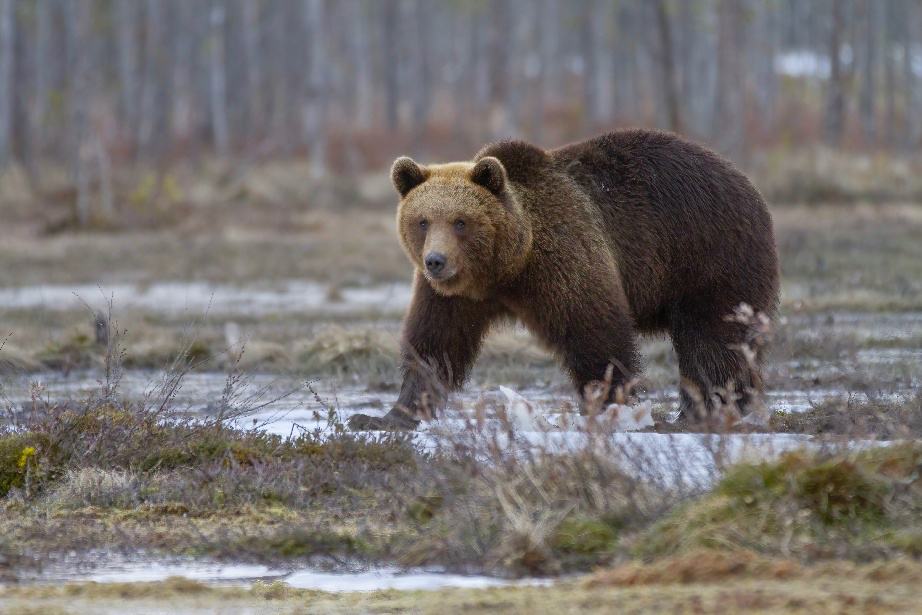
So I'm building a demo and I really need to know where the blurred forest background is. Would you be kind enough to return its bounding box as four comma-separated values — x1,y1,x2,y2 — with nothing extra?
0,0,921,226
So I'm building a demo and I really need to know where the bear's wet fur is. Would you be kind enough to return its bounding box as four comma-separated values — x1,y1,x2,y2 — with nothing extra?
348,130,779,431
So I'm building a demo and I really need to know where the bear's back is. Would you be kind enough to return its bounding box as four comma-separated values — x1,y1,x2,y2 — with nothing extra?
552,130,778,331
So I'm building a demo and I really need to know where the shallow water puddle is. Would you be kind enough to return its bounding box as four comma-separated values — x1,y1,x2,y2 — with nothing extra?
3,370,914,436
283,567,534,592
785,311,922,340
3,280,922,343
30,561,287,586
22,558,531,592
0,280,412,316
1,370,907,490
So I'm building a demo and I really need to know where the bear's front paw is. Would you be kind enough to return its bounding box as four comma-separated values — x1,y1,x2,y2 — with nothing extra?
347,409,420,432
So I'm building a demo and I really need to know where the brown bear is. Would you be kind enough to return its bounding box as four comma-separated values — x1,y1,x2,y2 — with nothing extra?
348,130,779,430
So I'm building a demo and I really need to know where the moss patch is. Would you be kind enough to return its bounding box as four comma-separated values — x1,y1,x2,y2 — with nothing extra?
636,445,922,560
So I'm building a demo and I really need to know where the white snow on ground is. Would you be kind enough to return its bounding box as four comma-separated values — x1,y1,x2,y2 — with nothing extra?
21,559,538,592
84,563,285,585
284,567,547,592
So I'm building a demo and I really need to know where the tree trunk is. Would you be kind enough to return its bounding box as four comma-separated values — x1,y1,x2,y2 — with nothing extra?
0,0,14,167
382,0,399,132
116,0,139,143
69,1,93,226
94,135,115,220
882,0,896,147
904,1,921,148
170,0,194,144
501,0,522,137
209,0,230,158
412,0,433,138
350,0,372,131
240,0,262,135
302,0,327,176
540,0,560,115
713,0,745,155
486,0,516,138
531,0,550,141
859,0,877,144
138,0,163,158
825,0,846,145
652,0,683,133
32,0,52,159
580,0,599,129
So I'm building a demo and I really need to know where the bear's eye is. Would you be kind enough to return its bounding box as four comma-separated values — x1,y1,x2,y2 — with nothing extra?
454,219,466,232
419,219,429,231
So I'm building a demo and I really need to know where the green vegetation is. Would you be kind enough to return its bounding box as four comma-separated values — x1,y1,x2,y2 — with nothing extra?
636,445,922,561
0,433,45,497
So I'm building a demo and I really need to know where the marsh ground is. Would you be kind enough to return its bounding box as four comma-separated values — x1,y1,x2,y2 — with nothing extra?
1,168,921,610
4,557,922,614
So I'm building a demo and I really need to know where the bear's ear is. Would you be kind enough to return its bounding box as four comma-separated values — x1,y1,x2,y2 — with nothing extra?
470,156,507,196
391,157,427,197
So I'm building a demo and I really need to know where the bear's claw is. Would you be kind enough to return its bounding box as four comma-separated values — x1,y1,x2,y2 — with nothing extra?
347,410,420,432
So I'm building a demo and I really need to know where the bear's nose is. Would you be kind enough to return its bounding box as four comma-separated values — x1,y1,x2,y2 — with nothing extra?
424,252,447,276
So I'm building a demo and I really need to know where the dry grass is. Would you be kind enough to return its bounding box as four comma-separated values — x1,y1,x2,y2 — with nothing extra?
752,147,922,205
588,549,802,586
0,328,920,594
769,392,922,438
1,168,922,591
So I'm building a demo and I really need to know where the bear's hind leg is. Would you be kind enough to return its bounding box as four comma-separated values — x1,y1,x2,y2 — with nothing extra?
670,307,763,421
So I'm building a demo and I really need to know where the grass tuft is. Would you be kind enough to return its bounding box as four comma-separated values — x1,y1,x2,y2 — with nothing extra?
636,444,922,560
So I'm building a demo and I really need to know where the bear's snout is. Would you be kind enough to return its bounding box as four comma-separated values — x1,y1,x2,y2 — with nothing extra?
424,252,447,277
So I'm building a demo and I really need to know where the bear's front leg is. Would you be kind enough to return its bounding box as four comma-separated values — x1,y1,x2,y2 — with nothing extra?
561,304,639,412
348,274,504,431
518,276,639,414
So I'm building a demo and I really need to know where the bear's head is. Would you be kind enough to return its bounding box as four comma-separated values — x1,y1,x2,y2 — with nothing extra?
390,155,532,299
